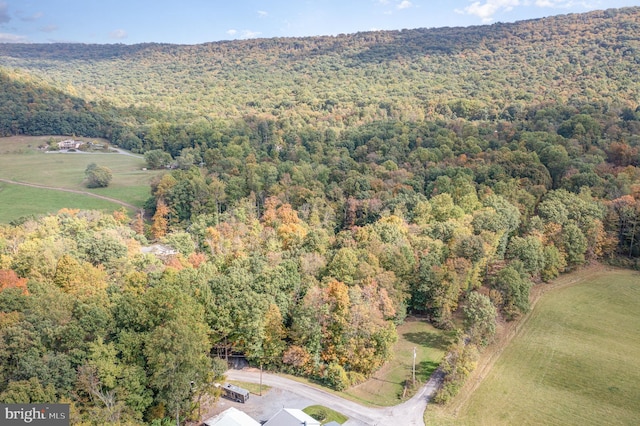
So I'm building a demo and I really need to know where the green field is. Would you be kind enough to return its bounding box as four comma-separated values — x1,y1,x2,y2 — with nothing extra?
303,405,348,424
426,268,640,426
346,317,447,406
0,184,127,223
227,380,271,396
0,136,162,222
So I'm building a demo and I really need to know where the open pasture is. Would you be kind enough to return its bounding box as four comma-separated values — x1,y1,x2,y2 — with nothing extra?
0,183,125,223
0,136,162,221
426,268,640,425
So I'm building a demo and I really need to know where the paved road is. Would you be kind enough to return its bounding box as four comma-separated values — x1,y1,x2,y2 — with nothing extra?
225,368,443,426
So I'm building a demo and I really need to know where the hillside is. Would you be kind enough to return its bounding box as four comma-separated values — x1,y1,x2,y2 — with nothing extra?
0,7,639,132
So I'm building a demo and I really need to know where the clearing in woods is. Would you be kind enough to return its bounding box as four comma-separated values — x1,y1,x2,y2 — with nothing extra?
345,317,447,406
0,136,162,222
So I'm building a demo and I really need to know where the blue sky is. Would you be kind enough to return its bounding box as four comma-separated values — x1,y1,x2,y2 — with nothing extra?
1,0,639,44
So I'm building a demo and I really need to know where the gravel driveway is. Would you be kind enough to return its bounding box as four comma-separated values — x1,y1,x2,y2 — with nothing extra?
219,368,444,426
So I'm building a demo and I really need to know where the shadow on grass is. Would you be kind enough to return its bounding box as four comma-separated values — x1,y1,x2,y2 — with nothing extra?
403,331,449,351
370,376,402,385
419,360,440,379
396,360,442,400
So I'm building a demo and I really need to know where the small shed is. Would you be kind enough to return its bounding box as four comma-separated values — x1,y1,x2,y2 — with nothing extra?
221,383,251,403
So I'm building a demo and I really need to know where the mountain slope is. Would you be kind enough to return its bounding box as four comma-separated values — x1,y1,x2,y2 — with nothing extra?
0,6,638,129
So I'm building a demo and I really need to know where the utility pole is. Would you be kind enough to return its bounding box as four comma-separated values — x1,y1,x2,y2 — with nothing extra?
412,346,416,385
259,362,263,396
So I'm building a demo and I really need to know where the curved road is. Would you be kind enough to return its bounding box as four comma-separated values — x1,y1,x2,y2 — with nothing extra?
225,368,443,426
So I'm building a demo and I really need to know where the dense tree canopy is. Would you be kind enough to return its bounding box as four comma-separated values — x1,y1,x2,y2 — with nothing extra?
0,6,639,423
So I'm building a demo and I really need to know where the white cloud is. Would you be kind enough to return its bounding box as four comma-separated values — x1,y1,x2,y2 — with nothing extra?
533,0,596,7
258,10,268,17
240,30,261,39
0,32,28,42
109,29,128,40
457,0,599,22
456,0,521,22
0,1,10,24
225,29,261,39
377,0,413,15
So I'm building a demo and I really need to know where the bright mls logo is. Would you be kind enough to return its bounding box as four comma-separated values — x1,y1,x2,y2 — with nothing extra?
1,404,69,425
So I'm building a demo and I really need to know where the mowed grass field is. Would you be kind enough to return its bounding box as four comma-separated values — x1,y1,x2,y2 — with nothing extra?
426,268,640,426
346,317,447,406
0,136,163,222
0,184,126,223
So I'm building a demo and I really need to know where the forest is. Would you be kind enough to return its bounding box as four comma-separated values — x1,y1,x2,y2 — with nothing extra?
0,6,639,425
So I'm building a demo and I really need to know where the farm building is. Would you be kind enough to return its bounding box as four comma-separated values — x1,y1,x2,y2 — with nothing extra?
203,407,260,426
57,139,84,149
263,408,320,426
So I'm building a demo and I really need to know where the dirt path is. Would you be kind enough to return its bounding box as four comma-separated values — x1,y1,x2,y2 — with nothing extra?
0,178,142,212
112,148,144,159
225,368,444,425
45,148,144,159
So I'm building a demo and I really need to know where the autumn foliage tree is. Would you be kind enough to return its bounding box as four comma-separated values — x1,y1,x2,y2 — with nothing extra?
150,199,169,240
0,269,28,295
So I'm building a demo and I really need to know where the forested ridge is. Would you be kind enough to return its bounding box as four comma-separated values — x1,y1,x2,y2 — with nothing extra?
1,6,640,425
1,7,639,145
